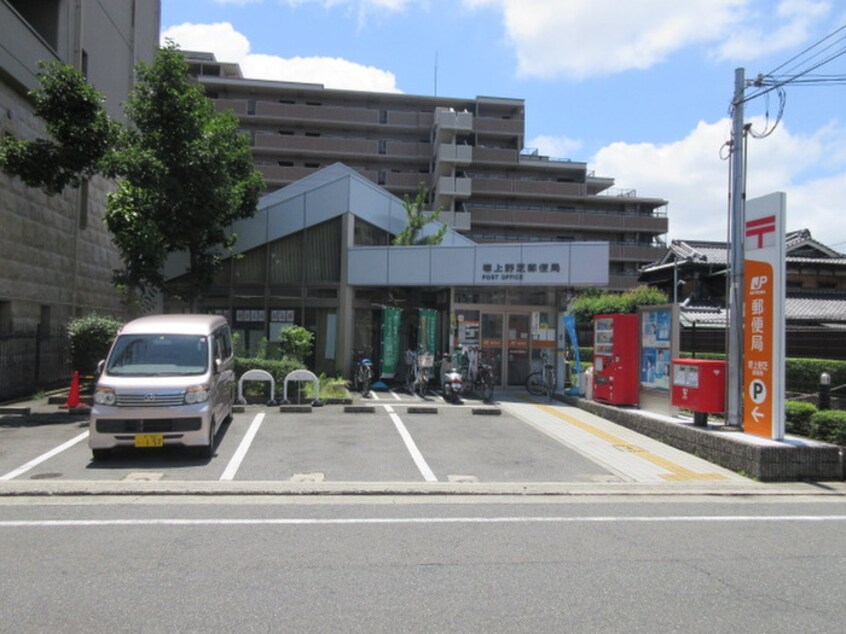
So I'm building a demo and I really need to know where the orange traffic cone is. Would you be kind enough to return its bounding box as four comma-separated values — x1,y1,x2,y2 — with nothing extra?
64,371,81,408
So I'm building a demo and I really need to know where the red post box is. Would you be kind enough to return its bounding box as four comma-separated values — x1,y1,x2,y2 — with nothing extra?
671,359,726,426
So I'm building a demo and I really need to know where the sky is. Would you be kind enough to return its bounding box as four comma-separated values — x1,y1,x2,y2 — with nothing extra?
160,0,846,249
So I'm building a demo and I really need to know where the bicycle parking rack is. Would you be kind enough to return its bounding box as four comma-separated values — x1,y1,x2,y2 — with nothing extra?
237,369,277,406
282,369,321,406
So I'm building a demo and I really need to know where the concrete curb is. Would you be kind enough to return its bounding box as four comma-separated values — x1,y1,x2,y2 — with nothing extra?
1,480,844,498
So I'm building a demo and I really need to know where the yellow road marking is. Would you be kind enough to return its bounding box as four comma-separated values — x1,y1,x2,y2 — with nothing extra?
536,404,727,481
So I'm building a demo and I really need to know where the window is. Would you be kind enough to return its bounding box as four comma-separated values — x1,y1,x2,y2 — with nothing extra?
0,301,11,333
38,305,51,336
78,180,89,230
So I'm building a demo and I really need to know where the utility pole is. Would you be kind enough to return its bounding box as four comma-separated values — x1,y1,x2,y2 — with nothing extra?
726,67,746,429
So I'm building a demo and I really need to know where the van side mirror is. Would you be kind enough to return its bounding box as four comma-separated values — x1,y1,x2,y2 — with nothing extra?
97,360,105,375
214,358,222,374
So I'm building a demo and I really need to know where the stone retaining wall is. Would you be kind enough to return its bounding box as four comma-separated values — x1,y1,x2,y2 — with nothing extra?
563,396,844,482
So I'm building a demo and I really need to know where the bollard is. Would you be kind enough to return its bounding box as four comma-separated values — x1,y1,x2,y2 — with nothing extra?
819,372,831,410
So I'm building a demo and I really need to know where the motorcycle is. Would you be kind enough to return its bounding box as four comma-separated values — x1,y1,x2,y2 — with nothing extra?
440,353,464,404
353,349,373,396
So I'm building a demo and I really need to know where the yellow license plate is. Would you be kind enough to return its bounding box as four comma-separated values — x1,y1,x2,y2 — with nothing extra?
135,434,164,448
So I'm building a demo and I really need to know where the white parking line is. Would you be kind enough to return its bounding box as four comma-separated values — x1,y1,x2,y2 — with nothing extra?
220,413,265,481
383,404,437,482
0,430,90,481
3,515,846,528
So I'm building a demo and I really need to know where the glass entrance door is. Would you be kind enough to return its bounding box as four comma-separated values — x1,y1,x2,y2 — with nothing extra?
506,314,530,386
480,313,503,385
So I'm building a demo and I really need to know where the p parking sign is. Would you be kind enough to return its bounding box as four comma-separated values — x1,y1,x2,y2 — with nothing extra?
742,193,786,440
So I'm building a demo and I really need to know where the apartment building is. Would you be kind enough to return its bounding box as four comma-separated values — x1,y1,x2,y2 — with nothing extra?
184,52,668,291
0,0,159,398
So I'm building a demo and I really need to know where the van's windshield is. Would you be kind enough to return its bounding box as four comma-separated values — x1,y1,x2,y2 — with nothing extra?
106,334,209,377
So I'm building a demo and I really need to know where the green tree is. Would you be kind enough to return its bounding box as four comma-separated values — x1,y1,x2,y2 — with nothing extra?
105,43,264,304
392,184,448,246
0,61,115,194
278,326,314,363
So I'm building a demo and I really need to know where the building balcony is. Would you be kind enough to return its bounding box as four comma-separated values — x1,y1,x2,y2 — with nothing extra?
384,140,432,161
437,176,472,198
434,108,474,133
471,177,586,198
253,133,379,157
439,211,472,231
0,2,60,92
473,117,524,137
610,244,668,263
472,147,519,164
467,206,668,236
252,100,380,126
256,164,323,188
436,143,473,165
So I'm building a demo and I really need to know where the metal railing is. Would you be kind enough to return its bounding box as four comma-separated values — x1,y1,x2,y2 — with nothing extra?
0,332,71,402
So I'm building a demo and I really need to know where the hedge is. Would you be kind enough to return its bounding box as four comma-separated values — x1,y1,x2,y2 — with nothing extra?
810,410,846,445
785,401,817,436
234,356,305,400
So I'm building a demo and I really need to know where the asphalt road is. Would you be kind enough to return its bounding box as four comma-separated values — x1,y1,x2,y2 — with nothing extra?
1,495,845,633
0,390,743,486
2,391,845,632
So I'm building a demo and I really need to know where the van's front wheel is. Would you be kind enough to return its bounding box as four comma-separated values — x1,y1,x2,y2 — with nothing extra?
91,449,110,462
197,422,215,459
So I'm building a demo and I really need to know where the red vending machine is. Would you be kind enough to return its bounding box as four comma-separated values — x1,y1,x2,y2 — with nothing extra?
593,313,639,406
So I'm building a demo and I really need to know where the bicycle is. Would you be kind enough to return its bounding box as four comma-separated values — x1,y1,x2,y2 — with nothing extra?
526,351,556,401
405,347,433,397
352,348,373,396
457,345,495,402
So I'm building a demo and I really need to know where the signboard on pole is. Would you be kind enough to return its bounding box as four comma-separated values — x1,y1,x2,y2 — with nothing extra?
380,306,402,379
743,193,786,439
418,308,437,355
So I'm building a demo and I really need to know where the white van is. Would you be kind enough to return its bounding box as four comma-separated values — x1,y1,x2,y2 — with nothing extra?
88,314,235,461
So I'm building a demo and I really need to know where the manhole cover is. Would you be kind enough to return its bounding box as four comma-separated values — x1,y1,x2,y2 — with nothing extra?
447,475,479,483
291,473,325,483
124,472,164,482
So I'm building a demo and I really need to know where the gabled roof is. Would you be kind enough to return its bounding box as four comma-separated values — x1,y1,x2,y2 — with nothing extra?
680,292,846,327
228,163,474,259
641,230,846,274
164,163,473,279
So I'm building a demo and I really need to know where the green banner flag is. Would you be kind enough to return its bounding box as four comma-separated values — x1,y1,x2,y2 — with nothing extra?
380,306,402,378
419,308,438,355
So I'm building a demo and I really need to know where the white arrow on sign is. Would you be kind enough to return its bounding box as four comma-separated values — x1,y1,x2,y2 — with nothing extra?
751,406,765,423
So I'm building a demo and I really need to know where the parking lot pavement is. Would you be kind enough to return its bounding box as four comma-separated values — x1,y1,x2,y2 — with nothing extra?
0,389,747,489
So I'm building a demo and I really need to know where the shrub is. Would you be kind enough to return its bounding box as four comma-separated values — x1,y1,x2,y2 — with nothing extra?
66,313,123,375
303,374,350,399
570,285,667,326
810,410,846,445
278,326,313,362
785,401,817,436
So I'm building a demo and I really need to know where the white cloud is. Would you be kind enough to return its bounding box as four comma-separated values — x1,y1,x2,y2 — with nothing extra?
242,54,401,92
526,134,583,160
590,117,846,245
715,0,831,61
161,22,401,92
462,0,833,79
